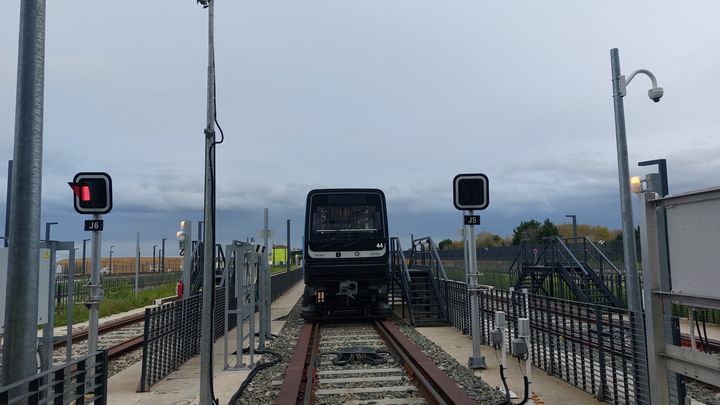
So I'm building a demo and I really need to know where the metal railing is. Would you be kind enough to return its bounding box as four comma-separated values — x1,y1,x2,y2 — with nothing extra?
270,268,303,301
55,272,181,304
439,279,650,405
409,236,449,322
137,268,302,391
0,350,108,404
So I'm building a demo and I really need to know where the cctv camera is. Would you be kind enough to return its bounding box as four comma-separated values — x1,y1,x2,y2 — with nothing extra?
648,87,664,103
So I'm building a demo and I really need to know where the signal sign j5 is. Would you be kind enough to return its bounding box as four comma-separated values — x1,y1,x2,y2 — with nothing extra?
69,172,113,214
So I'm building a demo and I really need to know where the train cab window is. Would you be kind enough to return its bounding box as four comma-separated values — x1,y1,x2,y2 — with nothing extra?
309,193,383,239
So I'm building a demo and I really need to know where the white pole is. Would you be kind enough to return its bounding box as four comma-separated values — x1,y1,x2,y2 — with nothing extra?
466,209,486,369
135,232,140,295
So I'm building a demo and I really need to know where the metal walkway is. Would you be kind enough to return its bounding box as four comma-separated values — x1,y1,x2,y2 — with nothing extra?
391,237,448,326
509,236,623,307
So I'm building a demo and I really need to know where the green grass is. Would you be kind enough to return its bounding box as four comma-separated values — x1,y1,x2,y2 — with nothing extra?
54,283,177,327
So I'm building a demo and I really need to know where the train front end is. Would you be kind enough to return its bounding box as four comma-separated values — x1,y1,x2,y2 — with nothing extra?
302,189,391,320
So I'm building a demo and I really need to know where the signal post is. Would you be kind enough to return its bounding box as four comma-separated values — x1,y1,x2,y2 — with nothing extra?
453,173,489,369
69,172,112,356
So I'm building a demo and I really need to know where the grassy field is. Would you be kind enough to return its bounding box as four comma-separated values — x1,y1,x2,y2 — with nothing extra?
54,283,176,326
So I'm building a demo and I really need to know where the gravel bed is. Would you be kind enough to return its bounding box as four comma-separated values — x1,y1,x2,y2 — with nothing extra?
50,321,145,378
232,301,505,404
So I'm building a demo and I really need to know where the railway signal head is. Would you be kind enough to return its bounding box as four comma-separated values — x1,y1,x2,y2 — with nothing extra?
69,172,113,214
453,173,489,210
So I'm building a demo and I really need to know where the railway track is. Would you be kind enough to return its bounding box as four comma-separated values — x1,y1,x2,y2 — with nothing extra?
52,312,146,364
276,320,476,405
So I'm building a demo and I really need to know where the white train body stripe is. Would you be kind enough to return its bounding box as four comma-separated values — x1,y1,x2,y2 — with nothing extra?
308,247,386,259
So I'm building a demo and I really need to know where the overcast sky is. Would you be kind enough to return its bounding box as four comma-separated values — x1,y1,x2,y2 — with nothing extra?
2,1,720,258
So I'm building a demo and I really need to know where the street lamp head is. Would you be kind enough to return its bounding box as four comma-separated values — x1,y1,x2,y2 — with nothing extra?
648,87,664,103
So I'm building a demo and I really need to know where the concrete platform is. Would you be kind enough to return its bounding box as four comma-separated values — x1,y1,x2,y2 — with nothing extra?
414,325,599,404
106,281,305,405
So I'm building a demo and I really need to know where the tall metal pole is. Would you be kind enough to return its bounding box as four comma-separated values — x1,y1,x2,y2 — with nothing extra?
39,240,56,372
153,245,157,272
200,1,217,403
639,159,684,401
610,48,642,314
44,221,57,241
109,245,114,275
135,232,140,295
259,208,270,349
82,238,89,276
181,221,192,298
611,48,649,404
465,210,486,369
565,214,577,238
87,214,102,360
286,219,291,272
161,237,167,272
2,0,47,387
4,160,13,248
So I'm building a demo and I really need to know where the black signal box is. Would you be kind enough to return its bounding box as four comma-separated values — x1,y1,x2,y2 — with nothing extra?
69,172,113,214
453,173,489,210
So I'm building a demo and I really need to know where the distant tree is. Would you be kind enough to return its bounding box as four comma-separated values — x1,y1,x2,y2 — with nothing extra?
615,226,640,241
539,218,559,239
511,218,558,244
511,219,541,245
557,223,620,241
438,239,453,250
476,232,507,248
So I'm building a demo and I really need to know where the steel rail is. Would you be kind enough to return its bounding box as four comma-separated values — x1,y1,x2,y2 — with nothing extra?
107,335,144,360
274,321,315,405
53,312,146,350
302,322,321,405
375,320,476,405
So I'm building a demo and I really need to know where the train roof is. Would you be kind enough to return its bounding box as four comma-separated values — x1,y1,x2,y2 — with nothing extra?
306,188,385,197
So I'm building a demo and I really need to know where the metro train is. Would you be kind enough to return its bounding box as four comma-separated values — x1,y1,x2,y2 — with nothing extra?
301,188,392,320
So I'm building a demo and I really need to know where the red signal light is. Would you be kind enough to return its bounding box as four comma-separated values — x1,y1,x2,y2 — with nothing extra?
81,185,91,202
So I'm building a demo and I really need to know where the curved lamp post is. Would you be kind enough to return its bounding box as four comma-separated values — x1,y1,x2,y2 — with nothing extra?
611,48,664,405
610,48,663,314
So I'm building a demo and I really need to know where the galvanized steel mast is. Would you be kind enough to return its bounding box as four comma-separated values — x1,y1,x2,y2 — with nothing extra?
200,0,217,403
2,0,46,388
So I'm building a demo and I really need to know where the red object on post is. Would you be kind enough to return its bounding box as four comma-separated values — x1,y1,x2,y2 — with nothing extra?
176,279,184,297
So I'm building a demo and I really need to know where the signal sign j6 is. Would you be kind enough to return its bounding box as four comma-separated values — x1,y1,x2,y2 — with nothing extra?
453,173,489,210
69,172,112,214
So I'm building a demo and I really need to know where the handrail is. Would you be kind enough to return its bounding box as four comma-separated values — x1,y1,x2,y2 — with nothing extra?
544,236,589,276
390,237,413,305
420,236,449,281
562,236,622,276
581,237,622,275
410,236,448,321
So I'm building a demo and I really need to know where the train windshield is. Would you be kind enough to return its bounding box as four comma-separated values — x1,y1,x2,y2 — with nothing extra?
310,193,384,239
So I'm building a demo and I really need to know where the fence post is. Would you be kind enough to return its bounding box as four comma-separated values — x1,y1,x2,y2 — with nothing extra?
137,308,151,392
95,350,108,405
545,296,555,375
595,306,606,401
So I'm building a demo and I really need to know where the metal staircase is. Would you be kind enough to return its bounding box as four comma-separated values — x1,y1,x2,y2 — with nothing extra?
390,237,449,326
509,236,623,307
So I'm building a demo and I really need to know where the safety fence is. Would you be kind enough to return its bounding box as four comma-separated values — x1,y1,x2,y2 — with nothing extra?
137,268,302,391
270,267,303,301
439,279,651,405
0,350,108,404
55,272,181,304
